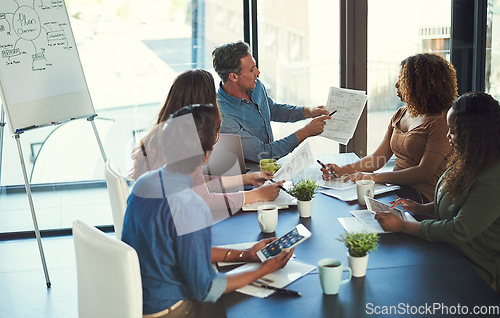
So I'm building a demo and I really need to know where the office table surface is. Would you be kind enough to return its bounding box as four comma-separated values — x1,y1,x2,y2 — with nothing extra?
212,191,500,318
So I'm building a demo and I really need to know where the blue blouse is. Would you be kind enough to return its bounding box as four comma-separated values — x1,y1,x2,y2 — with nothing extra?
122,167,227,314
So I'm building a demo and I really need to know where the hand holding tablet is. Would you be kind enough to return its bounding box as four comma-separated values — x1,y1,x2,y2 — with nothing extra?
364,196,404,219
256,224,311,262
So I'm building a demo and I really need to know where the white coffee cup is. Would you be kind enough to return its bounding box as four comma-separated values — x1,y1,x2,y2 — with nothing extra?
356,180,375,205
318,258,352,295
257,204,278,233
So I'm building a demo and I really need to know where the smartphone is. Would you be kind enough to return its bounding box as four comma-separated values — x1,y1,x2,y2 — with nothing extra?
256,224,311,262
364,196,404,218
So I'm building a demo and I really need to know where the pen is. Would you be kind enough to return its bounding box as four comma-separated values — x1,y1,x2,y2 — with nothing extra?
251,282,301,297
329,110,337,116
270,179,288,193
316,159,339,178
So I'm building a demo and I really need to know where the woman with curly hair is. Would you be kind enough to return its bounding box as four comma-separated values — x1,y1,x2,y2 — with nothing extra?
130,69,283,214
322,53,458,203
376,92,500,293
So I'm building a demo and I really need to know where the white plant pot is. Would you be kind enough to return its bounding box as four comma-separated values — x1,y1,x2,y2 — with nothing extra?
297,199,313,218
347,253,369,277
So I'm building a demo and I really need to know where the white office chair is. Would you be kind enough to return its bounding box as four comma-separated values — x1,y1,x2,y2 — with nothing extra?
104,159,130,239
73,219,142,318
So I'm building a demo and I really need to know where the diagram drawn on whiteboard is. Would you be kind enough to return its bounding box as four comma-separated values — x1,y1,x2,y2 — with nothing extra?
1,0,72,71
0,3,102,172
0,0,91,125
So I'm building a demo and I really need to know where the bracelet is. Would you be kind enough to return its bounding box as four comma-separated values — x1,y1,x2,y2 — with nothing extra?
222,249,232,262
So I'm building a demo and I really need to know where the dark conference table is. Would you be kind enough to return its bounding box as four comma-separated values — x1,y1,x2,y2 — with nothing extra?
212,187,500,317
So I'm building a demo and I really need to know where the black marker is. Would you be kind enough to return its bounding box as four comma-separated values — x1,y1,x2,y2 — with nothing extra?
329,110,337,116
316,159,339,178
251,282,301,297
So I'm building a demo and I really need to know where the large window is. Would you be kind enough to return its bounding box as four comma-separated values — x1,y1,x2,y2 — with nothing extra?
367,0,452,155
0,0,494,235
0,0,242,233
257,0,340,156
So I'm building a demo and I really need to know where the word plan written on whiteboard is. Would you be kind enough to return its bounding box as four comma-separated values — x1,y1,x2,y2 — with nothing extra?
0,0,95,134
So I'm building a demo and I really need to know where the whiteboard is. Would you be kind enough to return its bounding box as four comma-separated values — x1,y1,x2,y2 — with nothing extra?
0,0,95,134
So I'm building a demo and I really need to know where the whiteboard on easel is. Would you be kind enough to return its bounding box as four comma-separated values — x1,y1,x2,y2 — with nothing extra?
0,0,95,134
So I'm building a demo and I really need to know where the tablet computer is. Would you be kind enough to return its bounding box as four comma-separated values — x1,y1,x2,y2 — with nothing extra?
256,224,311,262
365,196,404,218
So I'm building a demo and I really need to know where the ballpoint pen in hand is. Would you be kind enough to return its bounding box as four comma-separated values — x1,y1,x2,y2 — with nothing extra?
250,282,301,297
329,110,337,116
270,179,288,193
316,159,339,178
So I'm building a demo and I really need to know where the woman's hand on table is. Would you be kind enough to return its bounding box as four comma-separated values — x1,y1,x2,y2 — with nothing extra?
344,171,378,183
244,180,283,204
257,181,283,201
374,212,404,232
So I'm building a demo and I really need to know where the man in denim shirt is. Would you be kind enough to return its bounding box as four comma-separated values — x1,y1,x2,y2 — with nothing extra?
212,41,330,162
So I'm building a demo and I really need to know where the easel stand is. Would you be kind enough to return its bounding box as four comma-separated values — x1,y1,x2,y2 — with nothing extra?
14,132,51,287
9,115,107,288
88,114,108,162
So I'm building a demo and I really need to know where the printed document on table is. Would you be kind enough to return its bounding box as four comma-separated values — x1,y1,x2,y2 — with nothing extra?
338,209,416,234
321,87,368,144
227,259,315,298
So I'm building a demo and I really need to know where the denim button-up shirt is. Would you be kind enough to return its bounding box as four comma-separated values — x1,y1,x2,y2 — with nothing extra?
217,79,305,162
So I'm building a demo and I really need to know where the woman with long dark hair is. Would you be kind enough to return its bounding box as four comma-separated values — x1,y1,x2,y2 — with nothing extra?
130,69,283,213
376,92,500,293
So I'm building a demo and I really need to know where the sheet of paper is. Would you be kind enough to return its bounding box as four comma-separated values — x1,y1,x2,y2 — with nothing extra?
338,210,388,233
320,183,400,202
318,178,355,190
338,217,369,233
350,210,387,233
227,259,316,298
321,87,368,145
274,142,314,181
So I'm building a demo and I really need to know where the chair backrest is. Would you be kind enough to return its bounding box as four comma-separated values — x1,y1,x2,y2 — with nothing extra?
104,159,130,239
73,219,142,318
202,133,246,176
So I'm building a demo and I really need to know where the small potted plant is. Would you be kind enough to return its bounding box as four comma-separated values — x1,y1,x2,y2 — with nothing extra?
337,232,379,277
287,178,318,218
